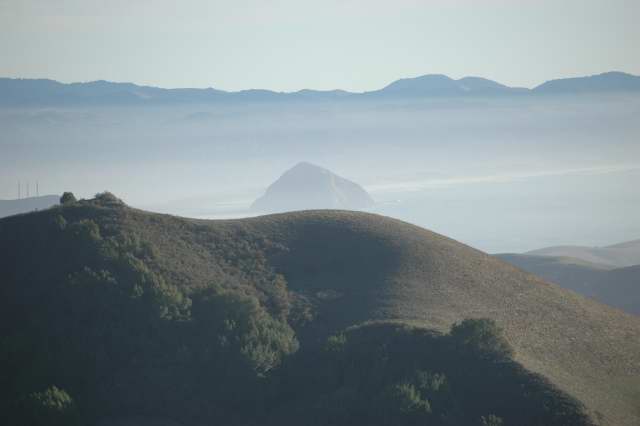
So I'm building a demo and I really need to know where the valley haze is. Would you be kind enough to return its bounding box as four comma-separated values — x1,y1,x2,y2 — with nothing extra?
2,71,638,253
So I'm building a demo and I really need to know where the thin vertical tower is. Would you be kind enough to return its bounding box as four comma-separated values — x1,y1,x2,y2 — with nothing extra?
18,181,21,199
27,182,30,198
36,181,39,197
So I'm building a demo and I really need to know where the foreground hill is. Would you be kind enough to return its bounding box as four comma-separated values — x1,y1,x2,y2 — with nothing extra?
497,253,640,315
527,239,640,268
1,195,639,425
0,195,59,218
251,162,374,213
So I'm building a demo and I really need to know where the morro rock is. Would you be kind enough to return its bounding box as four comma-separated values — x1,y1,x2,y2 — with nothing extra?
251,162,374,213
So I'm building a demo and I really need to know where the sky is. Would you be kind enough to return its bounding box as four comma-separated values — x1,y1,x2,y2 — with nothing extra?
1,0,639,92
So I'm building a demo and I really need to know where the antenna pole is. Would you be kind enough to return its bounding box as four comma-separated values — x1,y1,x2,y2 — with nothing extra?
36,181,39,197
18,181,21,199
27,182,30,198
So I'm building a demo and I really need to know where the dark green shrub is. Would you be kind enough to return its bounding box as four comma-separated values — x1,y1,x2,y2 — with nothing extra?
450,318,513,359
60,192,77,204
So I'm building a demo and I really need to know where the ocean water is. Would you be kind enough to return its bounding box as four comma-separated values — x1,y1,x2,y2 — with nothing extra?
164,166,640,254
369,167,640,253
3,96,639,253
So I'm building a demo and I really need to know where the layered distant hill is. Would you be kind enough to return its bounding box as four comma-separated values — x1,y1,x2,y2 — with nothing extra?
1,71,639,106
251,162,374,213
497,238,640,315
0,195,59,218
526,239,640,268
496,253,640,315
1,195,639,425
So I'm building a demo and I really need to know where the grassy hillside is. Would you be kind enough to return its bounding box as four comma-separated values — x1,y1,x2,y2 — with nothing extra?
253,211,640,425
1,195,639,425
496,254,639,315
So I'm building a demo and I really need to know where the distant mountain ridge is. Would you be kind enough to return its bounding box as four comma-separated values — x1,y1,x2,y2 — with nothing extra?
533,71,640,93
367,74,528,97
2,71,639,106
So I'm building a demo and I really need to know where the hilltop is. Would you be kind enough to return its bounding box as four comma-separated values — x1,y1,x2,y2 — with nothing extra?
1,196,639,425
251,162,374,213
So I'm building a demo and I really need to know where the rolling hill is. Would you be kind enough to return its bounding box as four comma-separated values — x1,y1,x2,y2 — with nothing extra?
1,196,639,425
496,253,640,315
526,239,640,268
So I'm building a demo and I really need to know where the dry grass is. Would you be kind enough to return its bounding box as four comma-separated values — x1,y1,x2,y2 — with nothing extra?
7,205,639,425
207,210,640,425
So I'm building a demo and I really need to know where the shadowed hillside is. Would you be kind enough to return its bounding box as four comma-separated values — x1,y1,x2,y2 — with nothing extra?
1,197,639,425
251,211,640,426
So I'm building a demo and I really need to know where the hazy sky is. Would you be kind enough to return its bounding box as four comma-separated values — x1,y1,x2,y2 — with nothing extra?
1,0,639,91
